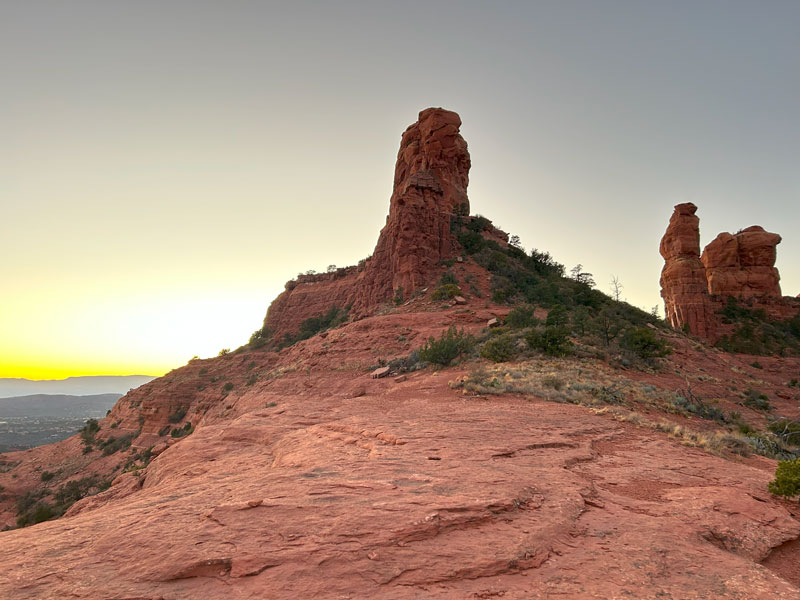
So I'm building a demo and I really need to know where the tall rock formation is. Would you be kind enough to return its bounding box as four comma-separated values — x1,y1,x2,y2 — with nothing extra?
702,227,782,298
659,203,715,338
353,107,470,312
660,204,796,340
263,108,471,340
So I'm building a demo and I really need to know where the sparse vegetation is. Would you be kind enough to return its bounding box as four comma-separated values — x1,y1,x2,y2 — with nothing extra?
79,418,101,453
716,297,800,356
168,407,187,423
619,327,671,361
248,326,272,349
97,433,135,456
432,283,462,301
171,422,194,438
768,459,800,500
418,326,475,366
480,334,519,363
525,326,572,357
15,476,112,528
743,388,771,411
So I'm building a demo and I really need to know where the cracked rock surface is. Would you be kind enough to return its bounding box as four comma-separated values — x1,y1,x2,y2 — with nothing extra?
1,378,798,599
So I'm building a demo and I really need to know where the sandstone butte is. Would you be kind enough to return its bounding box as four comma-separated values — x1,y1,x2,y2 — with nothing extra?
2,109,800,599
660,202,800,340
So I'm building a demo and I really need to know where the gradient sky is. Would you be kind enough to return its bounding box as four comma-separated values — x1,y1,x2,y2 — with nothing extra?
2,1,799,379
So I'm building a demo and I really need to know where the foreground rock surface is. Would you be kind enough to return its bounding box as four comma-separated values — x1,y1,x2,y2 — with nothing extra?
1,374,798,599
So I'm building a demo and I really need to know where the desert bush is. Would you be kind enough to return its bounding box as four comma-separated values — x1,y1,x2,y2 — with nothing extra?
16,476,111,528
480,334,519,363
171,422,194,438
418,326,475,366
168,407,187,423
223,382,234,392
743,388,771,411
296,306,348,341
670,393,727,424
545,305,569,327
79,418,100,443
505,304,538,329
620,327,671,360
768,458,800,499
440,271,459,286
97,433,135,456
432,283,462,301
387,350,424,373
526,326,572,357
249,326,272,349
40,471,55,482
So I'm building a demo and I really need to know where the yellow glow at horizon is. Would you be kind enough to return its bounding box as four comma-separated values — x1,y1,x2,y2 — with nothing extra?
0,282,279,380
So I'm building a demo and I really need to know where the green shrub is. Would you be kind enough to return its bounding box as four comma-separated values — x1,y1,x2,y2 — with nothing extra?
171,422,194,438
387,350,423,373
432,283,462,301
97,433,134,456
249,326,272,349
79,418,100,443
223,382,234,392
545,305,569,327
505,304,538,329
480,334,519,362
418,326,475,366
158,424,171,437
440,271,459,286
743,388,771,411
526,326,572,357
168,407,187,423
671,394,727,424
393,286,404,305
78,418,100,452
620,327,671,360
768,458,800,499
16,476,111,527
40,471,55,482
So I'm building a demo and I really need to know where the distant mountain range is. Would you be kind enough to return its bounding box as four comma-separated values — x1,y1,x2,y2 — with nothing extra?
0,375,156,399
0,393,123,419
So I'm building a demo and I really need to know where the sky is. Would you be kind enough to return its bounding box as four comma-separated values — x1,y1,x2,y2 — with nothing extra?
2,1,798,379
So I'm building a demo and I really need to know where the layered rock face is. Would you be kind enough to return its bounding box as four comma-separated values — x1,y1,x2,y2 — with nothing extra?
659,203,716,338
264,108,471,339
352,107,470,313
702,226,782,298
660,204,796,339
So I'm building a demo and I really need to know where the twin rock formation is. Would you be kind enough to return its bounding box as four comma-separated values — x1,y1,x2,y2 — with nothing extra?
660,202,797,339
265,108,796,346
264,108,472,340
